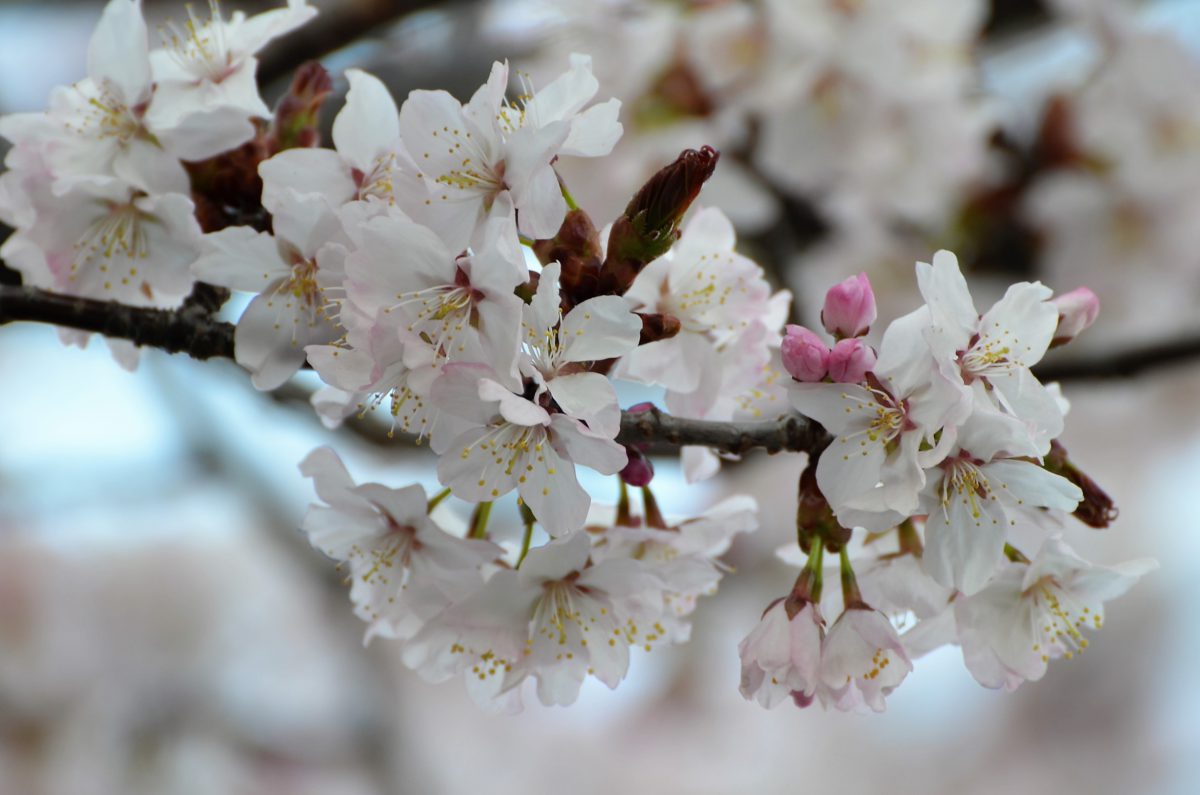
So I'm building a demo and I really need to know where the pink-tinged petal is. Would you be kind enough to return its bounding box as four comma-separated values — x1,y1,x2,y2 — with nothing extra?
518,443,590,536
916,249,976,348
922,484,1008,595
547,372,620,437
306,344,375,392
517,532,591,584
549,414,628,474
88,0,151,105
191,226,289,292
429,362,500,425
436,425,523,502
233,292,314,390
559,295,642,362
1051,287,1100,344
527,260,563,337
956,571,1043,688
299,445,357,507
681,446,721,483
781,325,830,382
479,379,551,427
153,106,256,161
260,148,356,210
561,98,622,157
333,69,400,170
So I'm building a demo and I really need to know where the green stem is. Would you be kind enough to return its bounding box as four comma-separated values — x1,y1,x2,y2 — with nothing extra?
794,542,824,604
516,517,535,568
840,546,863,610
616,478,633,526
641,486,668,529
559,176,579,211
1004,543,1030,564
468,501,493,540
427,487,452,513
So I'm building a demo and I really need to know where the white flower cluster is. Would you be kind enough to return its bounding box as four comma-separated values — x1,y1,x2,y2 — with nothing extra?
0,0,315,367
520,0,991,235
737,251,1155,712
0,0,1152,714
301,447,757,711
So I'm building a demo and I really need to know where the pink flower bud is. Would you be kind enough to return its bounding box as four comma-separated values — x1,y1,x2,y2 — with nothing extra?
827,338,877,384
620,447,655,487
821,272,877,339
781,325,830,382
1051,287,1100,346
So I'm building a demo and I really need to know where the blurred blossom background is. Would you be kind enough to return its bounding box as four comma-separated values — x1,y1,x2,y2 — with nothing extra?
1,0,1199,792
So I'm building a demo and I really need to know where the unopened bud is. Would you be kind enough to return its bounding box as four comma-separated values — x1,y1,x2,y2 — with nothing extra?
821,272,876,339
826,338,876,384
619,447,655,487
1051,287,1100,347
271,61,334,152
781,325,830,382
1045,440,1118,528
602,146,720,294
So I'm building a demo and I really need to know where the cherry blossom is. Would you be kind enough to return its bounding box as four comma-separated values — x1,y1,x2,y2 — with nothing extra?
398,54,621,248
300,447,501,643
148,0,316,127
738,600,824,709
343,202,527,381
954,539,1156,690
403,531,662,710
618,207,776,416
818,605,912,713
919,411,1082,595
432,364,627,536
917,249,1065,454
259,68,414,210
519,262,642,436
191,191,347,389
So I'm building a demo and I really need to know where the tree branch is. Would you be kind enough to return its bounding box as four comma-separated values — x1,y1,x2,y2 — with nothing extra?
3,285,1198,456
257,0,473,88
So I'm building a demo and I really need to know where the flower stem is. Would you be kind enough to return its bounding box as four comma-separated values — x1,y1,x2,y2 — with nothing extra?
840,546,864,610
516,514,535,568
641,486,668,529
616,478,632,526
795,541,825,604
468,501,493,540
427,487,452,512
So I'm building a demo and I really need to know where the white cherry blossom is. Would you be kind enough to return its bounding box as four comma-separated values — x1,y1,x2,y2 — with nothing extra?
191,191,347,389
398,54,621,248
818,605,912,713
917,249,1065,455
343,202,526,382
299,446,501,643
148,0,316,128
432,364,627,536
738,600,824,709
260,68,416,211
954,539,1156,690
520,262,641,437
919,411,1082,595
618,207,776,416
402,532,662,710
789,304,967,532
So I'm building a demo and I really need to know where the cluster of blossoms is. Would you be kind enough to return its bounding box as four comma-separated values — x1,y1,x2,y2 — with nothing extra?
517,0,992,237
0,0,316,367
0,0,1153,713
737,254,1154,711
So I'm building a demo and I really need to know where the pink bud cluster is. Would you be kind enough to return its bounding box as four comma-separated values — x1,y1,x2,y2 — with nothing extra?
781,273,878,384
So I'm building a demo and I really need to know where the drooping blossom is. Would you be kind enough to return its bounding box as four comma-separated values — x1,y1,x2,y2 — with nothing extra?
299,446,501,643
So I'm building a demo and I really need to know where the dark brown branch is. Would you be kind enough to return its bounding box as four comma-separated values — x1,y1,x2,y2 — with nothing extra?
0,285,234,360
4,285,1200,454
257,0,469,88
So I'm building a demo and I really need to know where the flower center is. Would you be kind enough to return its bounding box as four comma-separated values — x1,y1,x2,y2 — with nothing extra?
161,0,236,83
